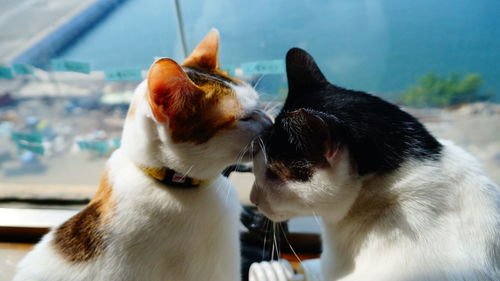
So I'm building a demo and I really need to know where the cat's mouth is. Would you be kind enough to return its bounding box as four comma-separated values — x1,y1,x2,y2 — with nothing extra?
256,204,290,223
239,109,272,126
250,182,290,223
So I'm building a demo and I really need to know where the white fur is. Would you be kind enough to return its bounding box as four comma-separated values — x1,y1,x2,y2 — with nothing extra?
252,140,500,281
14,79,267,281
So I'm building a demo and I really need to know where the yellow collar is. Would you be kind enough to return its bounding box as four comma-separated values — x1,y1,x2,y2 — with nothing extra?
139,165,202,188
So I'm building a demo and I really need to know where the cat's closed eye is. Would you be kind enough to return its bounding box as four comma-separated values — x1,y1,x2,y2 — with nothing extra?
239,114,253,122
238,110,272,128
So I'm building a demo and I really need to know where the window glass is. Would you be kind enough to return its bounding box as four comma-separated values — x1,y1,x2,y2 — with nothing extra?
0,0,498,206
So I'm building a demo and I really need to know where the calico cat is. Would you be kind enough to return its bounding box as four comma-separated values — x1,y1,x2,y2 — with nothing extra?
250,48,500,281
14,29,271,281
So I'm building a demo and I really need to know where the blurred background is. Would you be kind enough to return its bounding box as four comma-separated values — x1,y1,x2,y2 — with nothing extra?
0,0,499,211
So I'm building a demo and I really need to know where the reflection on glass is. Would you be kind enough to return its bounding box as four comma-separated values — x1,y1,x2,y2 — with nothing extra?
0,0,498,205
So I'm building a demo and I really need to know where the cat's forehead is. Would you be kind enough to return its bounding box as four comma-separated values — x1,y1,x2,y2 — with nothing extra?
184,67,242,87
185,67,258,112
260,113,331,182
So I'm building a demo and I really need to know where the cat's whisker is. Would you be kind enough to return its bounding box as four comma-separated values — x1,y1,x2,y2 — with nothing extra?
262,100,274,113
271,222,276,261
223,142,251,203
181,165,195,180
268,100,282,113
223,145,250,203
271,222,281,261
232,142,251,173
262,92,284,119
261,218,270,261
261,88,281,109
263,100,282,119
224,178,233,203
235,143,249,164
276,222,282,261
265,108,280,123
253,74,266,90
301,200,324,231
215,183,222,194
311,211,323,231
257,137,269,164
316,188,337,197
250,137,257,165
278,223,303,264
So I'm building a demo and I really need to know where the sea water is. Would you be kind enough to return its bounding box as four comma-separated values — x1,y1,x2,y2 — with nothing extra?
56,0,500,100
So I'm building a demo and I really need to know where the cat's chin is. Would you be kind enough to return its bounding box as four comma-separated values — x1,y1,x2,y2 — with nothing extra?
257,206,291,223
264,213,291,223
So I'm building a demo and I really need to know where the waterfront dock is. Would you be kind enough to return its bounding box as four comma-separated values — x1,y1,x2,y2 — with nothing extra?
0,0,125,67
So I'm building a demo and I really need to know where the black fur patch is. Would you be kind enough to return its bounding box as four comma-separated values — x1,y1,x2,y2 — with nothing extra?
261,48,442,181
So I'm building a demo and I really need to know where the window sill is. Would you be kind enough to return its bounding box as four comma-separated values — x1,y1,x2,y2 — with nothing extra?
0,208,77,242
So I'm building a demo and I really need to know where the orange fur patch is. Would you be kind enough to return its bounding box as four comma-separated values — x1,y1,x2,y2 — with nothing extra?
148,59,244,144
167,83,242,143
53,170,115,262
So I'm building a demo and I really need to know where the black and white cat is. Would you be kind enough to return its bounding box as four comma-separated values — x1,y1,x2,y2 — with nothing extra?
251,48,500,281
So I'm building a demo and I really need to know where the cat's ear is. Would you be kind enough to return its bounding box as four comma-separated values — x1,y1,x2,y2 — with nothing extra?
286,48,328,93
147,58,203,123
182,29,220,70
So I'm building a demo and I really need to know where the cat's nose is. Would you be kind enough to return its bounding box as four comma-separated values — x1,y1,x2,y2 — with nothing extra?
251,110,272,129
